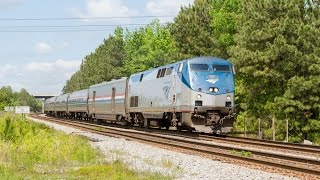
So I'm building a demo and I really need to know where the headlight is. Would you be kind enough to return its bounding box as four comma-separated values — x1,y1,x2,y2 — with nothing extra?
213,87,219,93
209,87,214,92
196,94,202,99
226,95,231,101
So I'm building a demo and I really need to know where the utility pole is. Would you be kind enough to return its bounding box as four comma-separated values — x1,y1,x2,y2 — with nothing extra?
286,118,289,142
244,118,246,138
258,118,261,139
272,117,275,141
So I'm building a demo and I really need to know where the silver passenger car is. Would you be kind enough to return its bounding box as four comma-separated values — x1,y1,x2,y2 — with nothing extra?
68,89,88,119
88,78,127,122
44,96,57,115
54,93,70,117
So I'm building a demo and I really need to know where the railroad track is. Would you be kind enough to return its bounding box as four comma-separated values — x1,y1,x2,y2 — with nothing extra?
199,135,320,157
29,114,320,179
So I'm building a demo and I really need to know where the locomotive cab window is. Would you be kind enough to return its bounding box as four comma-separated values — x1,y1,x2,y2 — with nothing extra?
190,64,209,71
139,73,144,82
165,67,173,75
212,65,230,72
178,63,183,73
232,65,236,74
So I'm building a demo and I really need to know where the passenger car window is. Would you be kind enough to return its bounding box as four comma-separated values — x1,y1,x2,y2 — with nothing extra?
190,64,209,71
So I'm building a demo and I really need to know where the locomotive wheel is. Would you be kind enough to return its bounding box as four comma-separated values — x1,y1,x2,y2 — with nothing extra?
146,119,150,129
139,121,144,128
176,126,181,132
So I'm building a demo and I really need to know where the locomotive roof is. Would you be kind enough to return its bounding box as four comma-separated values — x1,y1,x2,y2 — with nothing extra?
130,56,232,76
187,56,232,65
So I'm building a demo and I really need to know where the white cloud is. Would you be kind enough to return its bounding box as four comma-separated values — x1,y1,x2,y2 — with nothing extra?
34,41,70,54
73,0,138,22
0,59,81,95
26,59,81,72
34,42,53,54
146,0,194,22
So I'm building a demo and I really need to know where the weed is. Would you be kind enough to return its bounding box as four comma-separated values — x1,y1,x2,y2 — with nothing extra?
231,149,237,155
161,158,175,169
109,149,127,156
143,157,153,165
240,150,253,157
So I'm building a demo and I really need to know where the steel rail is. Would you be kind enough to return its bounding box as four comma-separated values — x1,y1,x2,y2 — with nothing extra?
199,135,320,155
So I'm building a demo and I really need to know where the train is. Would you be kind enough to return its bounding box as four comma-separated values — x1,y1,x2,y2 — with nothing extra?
44,56,236,134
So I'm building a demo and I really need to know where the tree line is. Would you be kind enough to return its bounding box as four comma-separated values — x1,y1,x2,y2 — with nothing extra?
0,86,42,112
63,0,320,144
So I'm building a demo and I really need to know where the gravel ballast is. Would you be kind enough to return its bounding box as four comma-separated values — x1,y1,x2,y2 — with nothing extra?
28,116,296,180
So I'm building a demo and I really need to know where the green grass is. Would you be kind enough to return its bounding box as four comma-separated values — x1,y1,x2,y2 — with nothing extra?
0,114,171,180
160,158,175,169
231,149,237,155
230,149,253,157
240,150,253,157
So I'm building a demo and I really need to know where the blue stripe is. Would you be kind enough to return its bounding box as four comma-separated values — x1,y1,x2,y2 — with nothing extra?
94,99,124,103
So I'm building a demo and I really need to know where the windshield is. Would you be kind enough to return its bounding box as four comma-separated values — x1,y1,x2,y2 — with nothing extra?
212,65,230,72
190,64,209,71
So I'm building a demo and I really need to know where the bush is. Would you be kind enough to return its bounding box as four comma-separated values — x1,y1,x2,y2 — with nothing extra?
0,114,171,179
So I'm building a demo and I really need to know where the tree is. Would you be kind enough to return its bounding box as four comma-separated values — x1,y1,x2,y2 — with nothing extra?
230,0,320,143
170,0,240,59
63,27,126,93
170,0,217,58
0,86,41,112
210,0,240,58
0,86,15,110
124,19,177,75
14,88,42,112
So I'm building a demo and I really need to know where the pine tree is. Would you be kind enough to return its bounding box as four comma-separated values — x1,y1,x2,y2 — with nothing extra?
170,0,217,58
230,0,320,143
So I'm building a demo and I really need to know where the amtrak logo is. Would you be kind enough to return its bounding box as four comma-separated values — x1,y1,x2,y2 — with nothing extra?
163,86,170,100
206,75,219,84
206,79,218,84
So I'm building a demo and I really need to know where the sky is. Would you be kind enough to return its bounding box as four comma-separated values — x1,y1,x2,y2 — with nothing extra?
0,0,194,96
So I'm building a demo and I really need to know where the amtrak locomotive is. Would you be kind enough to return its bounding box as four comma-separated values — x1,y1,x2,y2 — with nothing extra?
44,56,236,134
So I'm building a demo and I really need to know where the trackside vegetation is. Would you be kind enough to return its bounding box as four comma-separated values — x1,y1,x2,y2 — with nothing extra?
0,114,171,179
0,86,42,112
62,0,320,144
